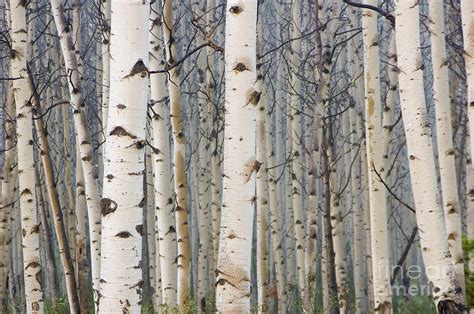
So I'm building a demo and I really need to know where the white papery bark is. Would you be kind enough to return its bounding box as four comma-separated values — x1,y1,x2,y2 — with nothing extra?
461,1,474,161
100,0,111,136
48,0,102,300
429,0,465,290
460,3,474,310
289,0,306,300
362,2,391,311
161,1,191,305
149,1,178,306
75,145,89,313
216,0,257,312
395,0,465,310
0,83,15,312
194,2,212,308
9,1,44,312
256,30,269,309
266,47,287,313
98,0,149,312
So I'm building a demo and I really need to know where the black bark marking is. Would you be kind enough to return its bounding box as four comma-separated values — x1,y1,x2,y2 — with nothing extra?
233,62,249,72
110,126,137,139
11,49,21,60
115,231,132,238
246,89,261,106
31,224,40,234
21,188,32,196
229,5,243,14
124,59,148,79
135,140,145,149
165,226,176,235
135,224,144,236
26,261,40,269
101,198,118,216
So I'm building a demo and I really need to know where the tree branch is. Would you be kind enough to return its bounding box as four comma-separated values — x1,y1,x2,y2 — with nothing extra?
372,164,416,213
149,40,223,75
390,225,419,285
343,0,395,27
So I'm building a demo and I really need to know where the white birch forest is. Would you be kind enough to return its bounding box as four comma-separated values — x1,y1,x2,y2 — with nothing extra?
0,0,473,313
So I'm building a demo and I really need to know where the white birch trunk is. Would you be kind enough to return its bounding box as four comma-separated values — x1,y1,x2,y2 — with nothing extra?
75,146,90,313
161,1,191,305
98,0,149,311
256,44,269,311
362,2,392,311
429,0,465,291
395,0,465,310
48,0,102,300
328,139,348,313
289,0,306,301
265,63,287,313
10,1,44,312
216,1,257,312
194,3,212,308
208,0,222,288
461,1,474,162
100,0,111,138
149,1,178,306
0,83,15,312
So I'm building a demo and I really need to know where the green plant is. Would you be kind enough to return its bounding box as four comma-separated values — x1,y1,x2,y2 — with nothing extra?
463,236,474,308
392,295,435,314
44,297,70,314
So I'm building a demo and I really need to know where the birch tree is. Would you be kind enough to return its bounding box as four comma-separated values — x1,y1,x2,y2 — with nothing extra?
461,1,474,161
149,0,178,307
9,1,44,312
98,0,149,311
48,0,102,300
161,1,191,305
428,0,465,290
361,1,391,311
394,0,465,311
215,0,258,312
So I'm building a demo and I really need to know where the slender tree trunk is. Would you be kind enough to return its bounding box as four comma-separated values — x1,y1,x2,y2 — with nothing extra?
265,64,287,313
98,0,149,311
256,37,269,311
29,76,80,312
361,2,392,311
9,1,44,312
322,126,339,314
48,0,102,301
145,138,158,306
461,1,474,161
216,0,257,311
395,0,466,310
149,0,178,307
429,0,465,292
162,1,191,305
74,147,90,314
289,1,306,304
0,82,15,312
34,168,58,305
194,3,212,309
359,110,375,310
208,0,222,291
347,5,367,312
328,126,348,313
100,0,111,140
